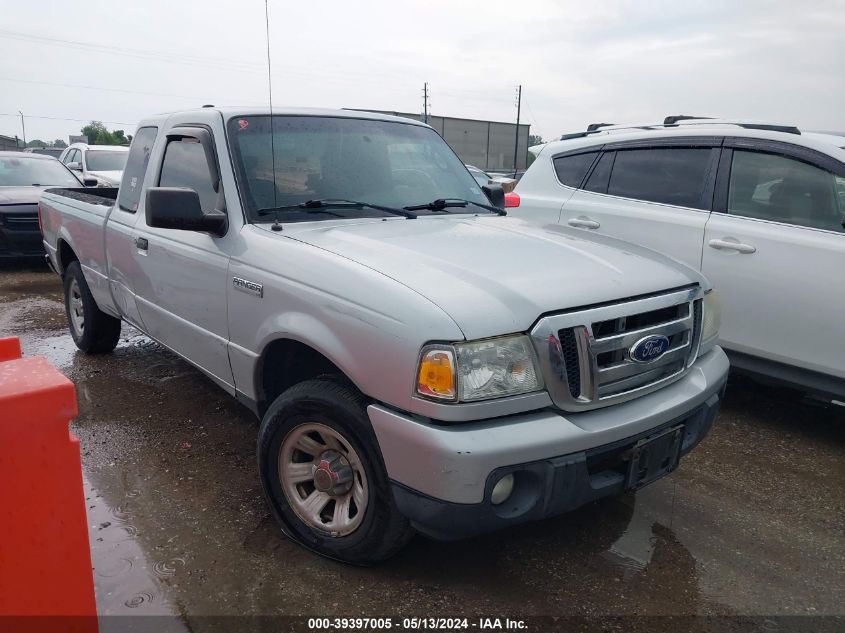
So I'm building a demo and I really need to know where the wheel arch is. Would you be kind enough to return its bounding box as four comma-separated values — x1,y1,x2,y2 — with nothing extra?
56,237,79,275
253,336,365,417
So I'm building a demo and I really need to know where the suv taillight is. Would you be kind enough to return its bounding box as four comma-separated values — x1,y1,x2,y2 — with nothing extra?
504,192,520,208
37,203,43,234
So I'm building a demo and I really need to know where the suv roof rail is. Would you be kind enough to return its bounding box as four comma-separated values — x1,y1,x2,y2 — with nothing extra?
559,118,802,141
663,115,713,125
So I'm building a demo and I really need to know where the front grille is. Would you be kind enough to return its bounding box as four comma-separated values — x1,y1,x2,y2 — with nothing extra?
559,327,581,398
532,286,704,411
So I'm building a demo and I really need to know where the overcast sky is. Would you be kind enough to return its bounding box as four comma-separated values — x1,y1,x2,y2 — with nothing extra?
1,0,843,145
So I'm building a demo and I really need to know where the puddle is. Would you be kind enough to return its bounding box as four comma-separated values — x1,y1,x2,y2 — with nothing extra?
85,477,177,616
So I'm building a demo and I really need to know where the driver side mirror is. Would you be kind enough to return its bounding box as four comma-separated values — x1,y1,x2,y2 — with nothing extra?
145,187,227,237
482,184,505,209
67,161,82,171
82,177,98,187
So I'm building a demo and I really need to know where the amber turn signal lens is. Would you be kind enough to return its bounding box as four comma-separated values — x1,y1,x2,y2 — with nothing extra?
416,348,456,400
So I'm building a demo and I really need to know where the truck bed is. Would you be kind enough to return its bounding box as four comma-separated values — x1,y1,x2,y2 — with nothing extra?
43,187,118,206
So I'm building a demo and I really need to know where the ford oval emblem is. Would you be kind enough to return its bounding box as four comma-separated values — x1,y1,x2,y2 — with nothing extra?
630,335,670,363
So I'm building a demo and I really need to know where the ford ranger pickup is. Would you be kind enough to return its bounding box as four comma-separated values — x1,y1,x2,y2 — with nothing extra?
39,107,729,564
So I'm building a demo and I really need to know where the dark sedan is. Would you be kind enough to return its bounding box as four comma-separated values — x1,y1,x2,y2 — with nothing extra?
0,151,84,257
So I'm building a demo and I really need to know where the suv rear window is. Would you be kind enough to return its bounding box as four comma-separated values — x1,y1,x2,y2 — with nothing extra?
607,148,712,209
553,152,597,188
118,127,158,212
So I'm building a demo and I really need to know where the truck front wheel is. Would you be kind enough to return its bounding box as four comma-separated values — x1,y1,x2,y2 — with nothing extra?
63,261,121,353
257,376,414,564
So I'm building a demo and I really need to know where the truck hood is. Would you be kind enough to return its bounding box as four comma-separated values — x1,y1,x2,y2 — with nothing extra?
0,186,50,205
277,216,705,340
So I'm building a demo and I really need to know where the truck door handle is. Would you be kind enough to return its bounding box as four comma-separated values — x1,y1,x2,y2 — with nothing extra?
708,238,756,254
568,217,601,230
134,237,148,251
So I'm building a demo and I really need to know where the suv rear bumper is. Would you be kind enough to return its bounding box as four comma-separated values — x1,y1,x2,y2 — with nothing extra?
368,347,728,539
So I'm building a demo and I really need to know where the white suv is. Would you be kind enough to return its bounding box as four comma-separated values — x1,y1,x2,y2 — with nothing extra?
510,117,845,399
58,142,129,186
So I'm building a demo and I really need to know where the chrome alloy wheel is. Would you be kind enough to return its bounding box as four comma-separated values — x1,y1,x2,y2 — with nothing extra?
68,278,85,336
278,423,369,536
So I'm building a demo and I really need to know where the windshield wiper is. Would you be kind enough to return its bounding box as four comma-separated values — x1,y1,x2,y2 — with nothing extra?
257,199,417,219
404,198,506,216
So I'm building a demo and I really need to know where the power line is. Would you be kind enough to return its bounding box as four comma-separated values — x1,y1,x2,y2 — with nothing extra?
0,28,417,86
0,112,136,126
0,76,216,102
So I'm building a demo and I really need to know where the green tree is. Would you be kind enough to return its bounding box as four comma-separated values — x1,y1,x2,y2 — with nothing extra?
82,121,109,144
26,139,48,148
528,134,544,146
81,121,131,145
53,139,67,148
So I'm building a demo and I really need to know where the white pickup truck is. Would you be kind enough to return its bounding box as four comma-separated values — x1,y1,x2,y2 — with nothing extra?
39,107,729,563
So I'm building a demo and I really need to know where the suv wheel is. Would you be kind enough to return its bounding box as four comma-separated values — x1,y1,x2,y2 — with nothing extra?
63,261,121,353
257,376,414,564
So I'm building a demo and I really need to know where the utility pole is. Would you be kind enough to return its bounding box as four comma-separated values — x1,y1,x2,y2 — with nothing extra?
512,85,521,177
422,82,430,124
18,111,26,147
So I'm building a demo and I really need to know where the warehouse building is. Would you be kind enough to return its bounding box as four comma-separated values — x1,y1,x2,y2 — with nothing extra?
347,109,530,172
0,134,22,151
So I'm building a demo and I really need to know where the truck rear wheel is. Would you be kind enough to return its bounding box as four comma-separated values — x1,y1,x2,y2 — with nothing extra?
257,376,414,564
63,261,121,353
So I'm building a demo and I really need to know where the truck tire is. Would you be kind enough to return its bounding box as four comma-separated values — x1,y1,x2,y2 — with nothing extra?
63,261,121,353
258,376,414,564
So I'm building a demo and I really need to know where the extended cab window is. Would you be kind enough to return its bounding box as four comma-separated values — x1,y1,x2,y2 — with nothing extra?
553,152,597,188
159,136,218,214
117,126,158,213
728,150,844,233
608,148,712,209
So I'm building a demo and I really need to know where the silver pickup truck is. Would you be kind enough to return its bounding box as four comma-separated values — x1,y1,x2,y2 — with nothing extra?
39,107,729,564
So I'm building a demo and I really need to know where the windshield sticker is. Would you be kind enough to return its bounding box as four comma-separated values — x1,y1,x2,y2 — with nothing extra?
238,119,249,130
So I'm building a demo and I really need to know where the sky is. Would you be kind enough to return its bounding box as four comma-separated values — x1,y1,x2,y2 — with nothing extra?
1,0,843,145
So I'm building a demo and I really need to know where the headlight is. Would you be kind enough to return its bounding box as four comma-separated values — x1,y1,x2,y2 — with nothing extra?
700,289,721,353
416,335,543,403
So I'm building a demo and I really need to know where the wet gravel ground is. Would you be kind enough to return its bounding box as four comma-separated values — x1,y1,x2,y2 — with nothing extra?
1,261,843,627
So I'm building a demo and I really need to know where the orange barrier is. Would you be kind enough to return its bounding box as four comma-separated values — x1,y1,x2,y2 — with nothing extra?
0,337,97,632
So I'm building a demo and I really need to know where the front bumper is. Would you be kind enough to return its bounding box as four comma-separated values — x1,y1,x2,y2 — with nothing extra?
368,346,728,539
0,226,44,257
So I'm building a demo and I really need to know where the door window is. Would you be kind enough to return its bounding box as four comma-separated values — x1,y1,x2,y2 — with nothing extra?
553,152,597,188
607,148,713,209
64,149,78,165
117,127,158,213
728,150,844,233
159,137,218,214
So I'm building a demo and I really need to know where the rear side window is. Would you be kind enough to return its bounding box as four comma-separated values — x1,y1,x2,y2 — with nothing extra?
608,148,713,209
117,127,158,213
553,152,598,188
583,151,614,194
728,150,844,233
159,137,218,214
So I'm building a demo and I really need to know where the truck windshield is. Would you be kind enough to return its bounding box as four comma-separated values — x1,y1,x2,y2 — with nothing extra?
85,150,128,172
227,115,490,221
0,156,80,187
